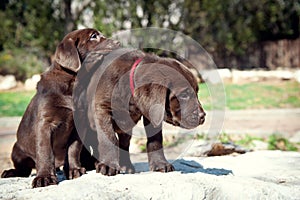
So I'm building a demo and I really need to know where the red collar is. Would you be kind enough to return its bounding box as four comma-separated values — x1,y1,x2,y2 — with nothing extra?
129,58,143,96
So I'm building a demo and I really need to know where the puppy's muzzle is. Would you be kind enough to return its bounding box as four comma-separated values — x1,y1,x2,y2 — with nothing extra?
192,109,206,124
198,110,206,125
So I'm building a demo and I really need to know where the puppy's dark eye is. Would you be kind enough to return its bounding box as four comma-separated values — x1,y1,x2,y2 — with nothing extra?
178,92,190,100
90,33,99,41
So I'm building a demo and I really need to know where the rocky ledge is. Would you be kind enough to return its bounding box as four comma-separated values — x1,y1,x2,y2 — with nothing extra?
0,150,299,200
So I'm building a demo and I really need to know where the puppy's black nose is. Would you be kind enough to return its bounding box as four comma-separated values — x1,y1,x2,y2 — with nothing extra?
199,111,206,118
192,109,206,118
198,111,206,124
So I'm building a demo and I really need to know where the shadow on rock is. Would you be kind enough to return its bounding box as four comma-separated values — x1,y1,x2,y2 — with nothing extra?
52,159,232,183
173,159,233,175
134,159,233,176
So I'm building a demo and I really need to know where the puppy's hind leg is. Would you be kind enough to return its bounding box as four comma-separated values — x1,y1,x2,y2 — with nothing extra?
64,129,86,180
1,143,34,178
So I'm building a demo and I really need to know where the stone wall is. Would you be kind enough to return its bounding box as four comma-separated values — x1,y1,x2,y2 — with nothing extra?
263,38,300,69
188,38,300,70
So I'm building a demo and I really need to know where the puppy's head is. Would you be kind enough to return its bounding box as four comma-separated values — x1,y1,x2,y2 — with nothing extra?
54,28,120,72
136,58,205,129
163,60,206,129
166,82,205,129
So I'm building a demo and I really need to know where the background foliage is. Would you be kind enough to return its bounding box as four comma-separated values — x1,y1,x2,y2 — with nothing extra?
0,0,299,80
0,49,44,81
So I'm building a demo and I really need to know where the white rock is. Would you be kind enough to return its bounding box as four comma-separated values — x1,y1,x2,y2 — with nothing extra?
273,70,293,80
232,70,258,83
0,75,17,90
231,70,294,83
24,74,40,91
0,151,299,199
294,70,300,83
251,140,269,150
201,70,223,84
217,68,232,80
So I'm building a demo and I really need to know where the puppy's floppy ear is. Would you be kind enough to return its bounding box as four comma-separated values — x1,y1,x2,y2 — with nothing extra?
54,38,81,72
136,84,167,128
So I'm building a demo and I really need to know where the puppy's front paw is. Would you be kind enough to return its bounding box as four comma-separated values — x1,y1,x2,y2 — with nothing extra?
32,175,58,188
120,163,135,174
95,162,120,176
149,161,175,173
69,167,86,179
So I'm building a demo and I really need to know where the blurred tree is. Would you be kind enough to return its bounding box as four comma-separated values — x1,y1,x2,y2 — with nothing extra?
92,0,299,59
181,0,299,67
61,0,93,34
0,0,94,79
252,0,299,40
0,0,65,58
0,0,299,69
92,0,183,36
0,0,94,58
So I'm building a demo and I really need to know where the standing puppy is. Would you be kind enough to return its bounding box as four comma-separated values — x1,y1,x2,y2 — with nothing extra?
74,50,206,175
1,28,119,188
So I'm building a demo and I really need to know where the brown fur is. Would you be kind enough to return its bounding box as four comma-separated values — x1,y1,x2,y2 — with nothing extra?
75,50,206,175
1,28,120,187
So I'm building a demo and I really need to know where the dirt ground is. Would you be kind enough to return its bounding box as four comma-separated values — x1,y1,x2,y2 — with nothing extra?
0,134,16,175
1,108,299,176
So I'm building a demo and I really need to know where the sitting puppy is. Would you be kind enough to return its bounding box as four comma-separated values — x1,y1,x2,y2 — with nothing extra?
74,50,206,175
1,28,119,187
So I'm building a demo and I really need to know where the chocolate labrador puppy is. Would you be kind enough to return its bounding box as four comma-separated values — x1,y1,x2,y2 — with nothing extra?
74,50,206,175
1,28,119,187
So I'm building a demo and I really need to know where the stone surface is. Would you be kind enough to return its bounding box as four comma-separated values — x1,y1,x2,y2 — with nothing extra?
0,109,299,199
0,151,299,200
0,75,17,90
217,68,232,81
251,140,269,150
24,74,41,91
200,69,299,84
295,70,300,83
231,70,295,83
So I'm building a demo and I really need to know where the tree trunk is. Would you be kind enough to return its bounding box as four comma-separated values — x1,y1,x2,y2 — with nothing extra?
63,0,75,34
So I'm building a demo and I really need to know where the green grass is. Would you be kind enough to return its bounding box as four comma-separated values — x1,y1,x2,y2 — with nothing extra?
0,91,35,117
267,134,298,151
199,81,300,110
0,81,299,116
216,132,298,152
